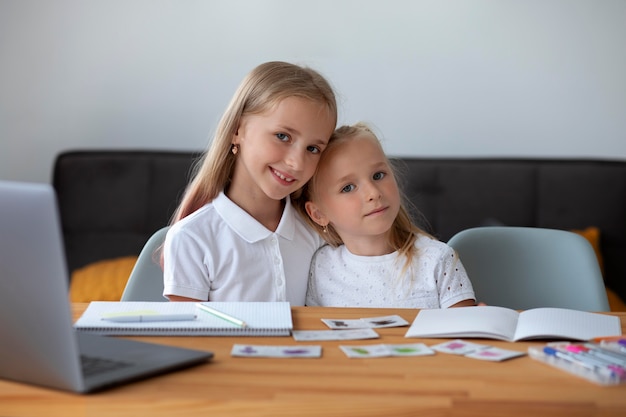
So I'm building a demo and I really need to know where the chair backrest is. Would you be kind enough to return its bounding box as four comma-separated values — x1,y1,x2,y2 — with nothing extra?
120,226,169,301
447,226,610,311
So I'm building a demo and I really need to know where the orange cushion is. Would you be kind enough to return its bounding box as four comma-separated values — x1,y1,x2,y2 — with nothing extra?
607,288,626,312
69,256,138,302
571,226,604,275
570,226,626,311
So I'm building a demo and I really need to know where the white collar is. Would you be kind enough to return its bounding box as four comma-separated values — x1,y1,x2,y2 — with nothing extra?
213,191,295,243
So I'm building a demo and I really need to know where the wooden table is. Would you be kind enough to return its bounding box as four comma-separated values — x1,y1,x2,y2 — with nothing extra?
1,305,625,417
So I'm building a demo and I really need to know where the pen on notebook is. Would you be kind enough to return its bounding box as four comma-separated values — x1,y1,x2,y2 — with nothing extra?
196,303,247,328
101,314,197,323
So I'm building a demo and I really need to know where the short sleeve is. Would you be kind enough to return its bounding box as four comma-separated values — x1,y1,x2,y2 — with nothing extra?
436,245,475,308
163,226,212,300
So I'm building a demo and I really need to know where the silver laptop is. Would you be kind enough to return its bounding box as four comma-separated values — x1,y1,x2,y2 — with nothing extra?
0,180,212,393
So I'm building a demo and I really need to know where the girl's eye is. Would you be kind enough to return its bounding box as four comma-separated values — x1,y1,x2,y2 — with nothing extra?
276,133,289,142
306,145,321,154
341,184,356,193
373,172,386,180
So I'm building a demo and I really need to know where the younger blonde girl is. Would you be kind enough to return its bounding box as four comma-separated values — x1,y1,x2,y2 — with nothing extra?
297,123,476,308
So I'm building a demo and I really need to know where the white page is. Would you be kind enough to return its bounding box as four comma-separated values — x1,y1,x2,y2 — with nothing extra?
405,306,520,341
513,308,621,341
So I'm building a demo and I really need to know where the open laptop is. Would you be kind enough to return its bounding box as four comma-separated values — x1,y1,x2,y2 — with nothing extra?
0,180,212,393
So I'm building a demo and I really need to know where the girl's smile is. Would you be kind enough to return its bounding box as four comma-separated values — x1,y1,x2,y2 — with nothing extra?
271,167,296,184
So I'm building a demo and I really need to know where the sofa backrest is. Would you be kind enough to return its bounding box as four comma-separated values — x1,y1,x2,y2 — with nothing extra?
52,151,626,302
53,150,202,273
395,158,626,303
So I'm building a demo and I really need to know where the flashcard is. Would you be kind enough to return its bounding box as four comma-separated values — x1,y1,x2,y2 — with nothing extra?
430,339,485,355
321,319,370,329
231,344,322,358
340,344,391,358
361,315,410,328
321,315,409,330
464,346,526,362
386,343,436,357
339,343,436,358
292,328,379,341
429,339,525,361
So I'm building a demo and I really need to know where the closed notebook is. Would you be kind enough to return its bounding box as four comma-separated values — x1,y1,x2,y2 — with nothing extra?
74,301,293,336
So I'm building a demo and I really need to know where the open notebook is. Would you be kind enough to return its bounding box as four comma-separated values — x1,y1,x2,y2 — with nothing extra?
75,301,293,336
405,306,621,342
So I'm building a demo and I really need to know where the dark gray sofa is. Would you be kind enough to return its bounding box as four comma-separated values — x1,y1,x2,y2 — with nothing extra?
52,150,626,302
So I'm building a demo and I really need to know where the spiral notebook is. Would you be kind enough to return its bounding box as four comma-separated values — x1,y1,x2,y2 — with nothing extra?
75,301,293,336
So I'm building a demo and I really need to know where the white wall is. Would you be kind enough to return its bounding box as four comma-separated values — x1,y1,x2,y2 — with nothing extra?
1,0,625,183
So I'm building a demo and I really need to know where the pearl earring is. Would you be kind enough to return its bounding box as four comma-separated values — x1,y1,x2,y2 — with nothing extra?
231,144,239,155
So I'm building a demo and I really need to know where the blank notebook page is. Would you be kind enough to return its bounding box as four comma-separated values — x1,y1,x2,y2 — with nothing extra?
514,308,621,341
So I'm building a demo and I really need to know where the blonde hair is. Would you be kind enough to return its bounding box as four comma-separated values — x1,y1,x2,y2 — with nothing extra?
295,122,428,269
171,61,337,223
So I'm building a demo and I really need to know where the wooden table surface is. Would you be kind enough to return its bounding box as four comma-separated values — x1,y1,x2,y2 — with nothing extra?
1,304,625,417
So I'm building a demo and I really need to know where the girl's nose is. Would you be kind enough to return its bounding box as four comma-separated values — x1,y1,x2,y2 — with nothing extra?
285,148,305,170
364,181,381,201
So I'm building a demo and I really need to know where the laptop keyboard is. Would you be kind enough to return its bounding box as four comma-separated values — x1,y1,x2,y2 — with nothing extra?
80,355,133,377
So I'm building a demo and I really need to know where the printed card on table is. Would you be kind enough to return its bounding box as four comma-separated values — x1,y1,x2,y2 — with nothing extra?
464,346,526,361
340,344,391,358
231,344,322,358
431,339,485,355
431,339,525,362
321,315,409,330
292,328,379,342
340,343,435,358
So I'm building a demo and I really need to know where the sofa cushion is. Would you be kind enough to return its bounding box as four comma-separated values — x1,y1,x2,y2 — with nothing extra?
53,150,201,272
69,256,138,302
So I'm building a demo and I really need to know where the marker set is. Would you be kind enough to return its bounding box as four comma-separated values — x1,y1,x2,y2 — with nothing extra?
597,337,626,355
528,338,626,385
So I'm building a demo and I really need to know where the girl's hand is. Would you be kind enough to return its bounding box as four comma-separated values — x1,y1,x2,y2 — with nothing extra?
449,299,486,307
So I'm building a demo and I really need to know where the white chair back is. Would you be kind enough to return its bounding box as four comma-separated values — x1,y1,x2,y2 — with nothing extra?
121,226,169,301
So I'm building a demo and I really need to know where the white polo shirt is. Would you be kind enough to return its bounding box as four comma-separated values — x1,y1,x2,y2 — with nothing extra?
163,191,323,305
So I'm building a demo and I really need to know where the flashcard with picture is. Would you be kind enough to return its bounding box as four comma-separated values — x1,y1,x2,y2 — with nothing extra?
321,315,409,330
231,344,322,358
340,343,435,358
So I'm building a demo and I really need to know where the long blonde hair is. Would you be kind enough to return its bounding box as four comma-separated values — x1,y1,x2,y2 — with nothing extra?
295,123,428,268
171,61,337,223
